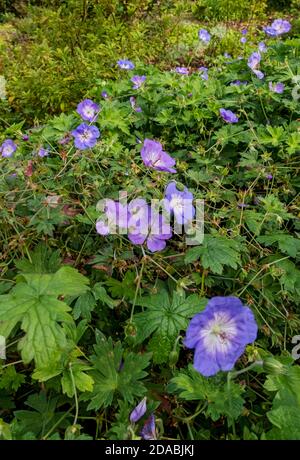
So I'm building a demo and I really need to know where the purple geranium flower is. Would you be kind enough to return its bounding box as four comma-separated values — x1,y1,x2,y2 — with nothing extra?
59,134,72,145
71,123,100,150
198,66,208,80
258,42,268,53
241,28,248,35
128,201,172,253
219,108,239,123
96,200,128,236
184,296,258,377
77,99,100,122
175,67,189,75
253,69,265,79
37,147,49,158
198,29,211,43
128,198,149,243
130,397,147,423
247,52,264,79
117,59,135,70
263,19,291,37
230,80,248,86
22,134,29,141
266,174,273,180
164,182,195,225
240,37,247,44
269,82,284,94
129,96,142,112
140,414,156,440
101,91,108,99
131,75,146,89
224,53,231,59
141,139,176,173
247,51,261,70
1,139,17,158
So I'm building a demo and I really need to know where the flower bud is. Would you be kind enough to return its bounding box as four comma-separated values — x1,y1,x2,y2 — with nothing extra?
263,357,286,375
169,349,179,367
130,397,147,423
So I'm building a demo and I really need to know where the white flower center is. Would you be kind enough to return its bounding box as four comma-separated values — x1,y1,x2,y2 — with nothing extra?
4,146,13,155
83,107,95,118
149,151,160,164
169,194,185,213
79,130,92,142
200,312,237,354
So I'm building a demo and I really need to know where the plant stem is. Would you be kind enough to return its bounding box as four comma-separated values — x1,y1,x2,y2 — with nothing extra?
69,363,79,426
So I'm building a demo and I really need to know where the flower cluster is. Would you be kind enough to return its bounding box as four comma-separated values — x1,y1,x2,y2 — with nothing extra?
247,51,264,80
263,19,291,37
96,198,172,253
72,98,100,150
131,75,146,89
184,296,258,376
128,201,172,252
269,81,285,94
96,148,195,253
129,398,157,440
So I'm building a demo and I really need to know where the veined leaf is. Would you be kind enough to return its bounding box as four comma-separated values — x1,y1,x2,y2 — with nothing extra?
133,290,206,344
185,234,245,274
0,266,89,369
257,234,300,258
85,332,151,410
168,364,245,421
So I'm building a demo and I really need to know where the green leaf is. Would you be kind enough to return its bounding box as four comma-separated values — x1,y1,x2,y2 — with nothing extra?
107,400,131,440
265,362,300,439
185,235,245,274
15,244,61,274
0,419,12,440
206,381,245,422
243,210,265,235
61,362,94,398
266,389,300,440
168,364,214,401
257,234,300,258
147,334,173,365
13,393,66,437
105,271,136,300
93,283,119,309
275,259,300,297
0,266,89,368
73,291,97,320
0,366,25,392
168,365,245,422
85,332,151,410
133,290,206,344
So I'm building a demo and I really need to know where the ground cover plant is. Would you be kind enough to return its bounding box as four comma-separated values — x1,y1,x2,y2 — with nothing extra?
0,2,300,441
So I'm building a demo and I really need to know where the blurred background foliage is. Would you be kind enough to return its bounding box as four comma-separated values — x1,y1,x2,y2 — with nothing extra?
0,0,299,125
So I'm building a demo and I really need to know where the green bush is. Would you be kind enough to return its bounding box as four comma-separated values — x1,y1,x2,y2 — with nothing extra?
192,0,267,21
0,2,196,124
